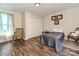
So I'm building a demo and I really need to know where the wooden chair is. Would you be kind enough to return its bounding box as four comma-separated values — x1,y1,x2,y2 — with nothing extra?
13,28,24,41
67,28,79,45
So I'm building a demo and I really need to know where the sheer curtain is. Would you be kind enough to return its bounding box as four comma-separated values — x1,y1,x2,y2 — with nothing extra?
0,13,13,41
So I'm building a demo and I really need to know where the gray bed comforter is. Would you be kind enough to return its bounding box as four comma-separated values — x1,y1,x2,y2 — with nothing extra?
40,32,64,53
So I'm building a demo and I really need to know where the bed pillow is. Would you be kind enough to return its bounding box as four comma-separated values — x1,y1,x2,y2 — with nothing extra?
53,28,64,32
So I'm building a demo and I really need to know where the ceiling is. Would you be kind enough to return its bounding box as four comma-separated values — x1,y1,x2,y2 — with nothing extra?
0,3,79,16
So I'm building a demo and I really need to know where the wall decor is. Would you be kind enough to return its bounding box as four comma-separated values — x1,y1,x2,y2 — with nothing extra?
54,20,59,25
57,14,63,20
51,14,63,25
51,16,56,20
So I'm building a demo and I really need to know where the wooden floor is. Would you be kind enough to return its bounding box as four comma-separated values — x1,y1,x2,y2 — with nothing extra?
0,37,79,56
13,37,58,56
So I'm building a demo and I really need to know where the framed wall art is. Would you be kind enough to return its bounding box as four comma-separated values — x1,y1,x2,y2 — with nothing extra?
51,14,63,25
57,14,63,20
54,20,59,25
51,16,56,20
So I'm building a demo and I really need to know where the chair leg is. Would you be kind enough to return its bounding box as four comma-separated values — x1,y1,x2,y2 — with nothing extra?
67,35,69,41
76,41,78,46
75,40,78,46
68,38,69,41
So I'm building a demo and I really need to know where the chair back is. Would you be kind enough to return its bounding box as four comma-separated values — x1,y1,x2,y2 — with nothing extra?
75,28,79,31
14,28,23,39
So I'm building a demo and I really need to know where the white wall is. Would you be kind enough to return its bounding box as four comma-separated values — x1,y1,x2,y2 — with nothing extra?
25,11,42,40
0,9,22,30
42,7,79,38
0,9,42,40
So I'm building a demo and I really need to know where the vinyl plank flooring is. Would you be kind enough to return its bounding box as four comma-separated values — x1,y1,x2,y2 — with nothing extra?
0,37,79,56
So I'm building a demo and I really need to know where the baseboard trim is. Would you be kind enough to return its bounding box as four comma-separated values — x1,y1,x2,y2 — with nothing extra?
0,39,13,44
25,36,41,40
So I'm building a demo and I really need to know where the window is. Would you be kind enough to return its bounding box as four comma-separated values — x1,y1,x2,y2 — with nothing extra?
0,13,13,36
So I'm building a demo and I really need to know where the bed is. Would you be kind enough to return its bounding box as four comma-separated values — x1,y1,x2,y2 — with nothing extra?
40,32,64,53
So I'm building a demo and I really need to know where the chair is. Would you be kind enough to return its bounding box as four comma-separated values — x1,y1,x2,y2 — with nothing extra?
13,28,24,41
67,28,79,45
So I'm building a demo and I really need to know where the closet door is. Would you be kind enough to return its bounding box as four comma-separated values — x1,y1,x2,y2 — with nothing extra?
25,17,42,39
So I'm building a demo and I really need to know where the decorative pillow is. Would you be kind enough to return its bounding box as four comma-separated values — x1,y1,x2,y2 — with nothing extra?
53,28,64,32
71,32,79,36
75,31,79,34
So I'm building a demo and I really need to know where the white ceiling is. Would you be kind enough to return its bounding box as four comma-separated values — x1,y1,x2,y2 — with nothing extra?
0,3,79,16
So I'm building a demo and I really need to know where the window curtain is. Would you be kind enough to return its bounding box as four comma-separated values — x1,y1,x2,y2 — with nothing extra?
7,14,13,36
0,13,13,36
0,14,3,34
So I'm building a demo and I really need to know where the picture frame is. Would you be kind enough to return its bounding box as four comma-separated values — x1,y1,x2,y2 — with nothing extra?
54,20,59,25
51,16,56,20
57,14,63,20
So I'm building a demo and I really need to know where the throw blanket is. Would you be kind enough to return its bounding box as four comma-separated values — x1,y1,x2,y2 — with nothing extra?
40,32,64,53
